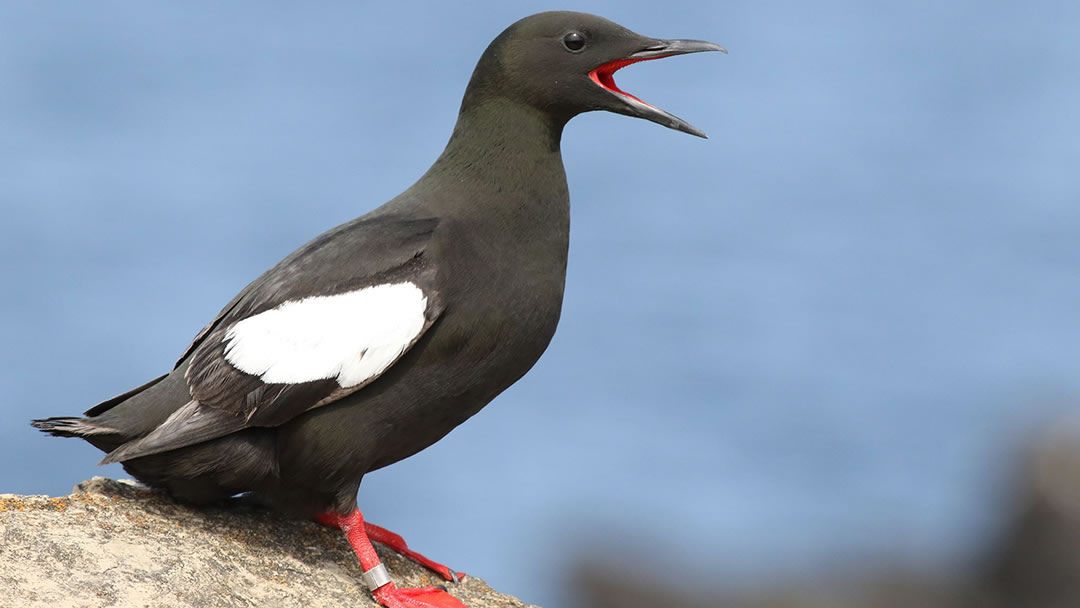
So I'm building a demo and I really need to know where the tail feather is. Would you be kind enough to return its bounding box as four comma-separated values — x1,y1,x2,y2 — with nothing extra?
99,400,246,464
31,417,121,438
32,371,174,457
83,373,168,417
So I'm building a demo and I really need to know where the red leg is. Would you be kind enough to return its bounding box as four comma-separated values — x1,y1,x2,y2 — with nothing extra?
364,521,464,583
318,509,469,608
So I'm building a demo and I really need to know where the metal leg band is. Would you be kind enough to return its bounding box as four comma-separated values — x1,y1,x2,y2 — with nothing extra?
361,563,392,591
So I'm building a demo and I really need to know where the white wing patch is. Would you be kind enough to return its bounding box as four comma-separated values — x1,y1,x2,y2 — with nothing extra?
223,282,428,387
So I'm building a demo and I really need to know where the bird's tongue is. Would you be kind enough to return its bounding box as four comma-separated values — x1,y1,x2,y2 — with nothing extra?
588,54,673,109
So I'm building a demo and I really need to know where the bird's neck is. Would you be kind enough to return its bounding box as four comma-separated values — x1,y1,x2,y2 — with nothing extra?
448,96,567,159
416,98,570,223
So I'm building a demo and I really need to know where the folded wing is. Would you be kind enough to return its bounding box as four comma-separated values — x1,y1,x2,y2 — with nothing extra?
100,215,443,464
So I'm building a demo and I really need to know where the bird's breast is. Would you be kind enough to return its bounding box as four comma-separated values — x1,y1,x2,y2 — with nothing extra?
425,214,568,392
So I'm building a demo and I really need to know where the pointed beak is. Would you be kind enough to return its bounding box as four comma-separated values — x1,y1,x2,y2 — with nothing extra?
629,39,728,60
589,38,726,138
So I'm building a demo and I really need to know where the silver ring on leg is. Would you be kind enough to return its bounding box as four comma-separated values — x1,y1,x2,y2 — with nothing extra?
361,563,392,591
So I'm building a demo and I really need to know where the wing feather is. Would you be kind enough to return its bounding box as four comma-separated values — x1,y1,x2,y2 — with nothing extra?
102,215,444,463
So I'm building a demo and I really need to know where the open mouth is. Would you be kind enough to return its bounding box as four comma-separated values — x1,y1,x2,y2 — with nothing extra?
588,54,673,110
585,39,726,138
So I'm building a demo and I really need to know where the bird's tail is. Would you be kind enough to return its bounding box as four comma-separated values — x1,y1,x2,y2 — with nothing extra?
30,417,120,438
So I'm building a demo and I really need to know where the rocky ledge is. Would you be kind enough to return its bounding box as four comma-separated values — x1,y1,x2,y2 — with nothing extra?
0,477,536,608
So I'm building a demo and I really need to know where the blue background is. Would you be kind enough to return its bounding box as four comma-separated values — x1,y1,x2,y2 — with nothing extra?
3,3,1080,607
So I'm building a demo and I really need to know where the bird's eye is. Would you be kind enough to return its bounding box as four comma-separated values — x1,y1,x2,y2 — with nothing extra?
562,31,586,52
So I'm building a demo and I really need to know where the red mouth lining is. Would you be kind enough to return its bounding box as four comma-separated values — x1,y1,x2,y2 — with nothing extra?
587,54,673,108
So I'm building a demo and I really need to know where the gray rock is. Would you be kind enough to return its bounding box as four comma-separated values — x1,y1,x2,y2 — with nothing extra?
976,421,1080,608
0,477,536,608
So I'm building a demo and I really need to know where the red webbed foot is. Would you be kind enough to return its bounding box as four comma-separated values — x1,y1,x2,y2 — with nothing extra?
364,521,465,583
373,583,469,608
316,509,469,608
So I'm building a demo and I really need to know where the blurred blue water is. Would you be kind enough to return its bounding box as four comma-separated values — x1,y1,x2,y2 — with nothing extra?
2,2,1080,607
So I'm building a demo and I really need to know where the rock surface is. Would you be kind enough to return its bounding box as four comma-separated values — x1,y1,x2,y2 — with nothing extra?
0,477,536,608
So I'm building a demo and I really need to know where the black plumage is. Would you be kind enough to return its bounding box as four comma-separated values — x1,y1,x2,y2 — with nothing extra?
33,11,723,608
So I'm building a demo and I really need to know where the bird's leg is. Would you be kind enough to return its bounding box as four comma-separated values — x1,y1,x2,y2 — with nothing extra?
317,509,469,608
363,521,464,583
316,512,463,583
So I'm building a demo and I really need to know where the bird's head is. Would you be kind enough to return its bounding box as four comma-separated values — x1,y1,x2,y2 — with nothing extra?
464,11,725,138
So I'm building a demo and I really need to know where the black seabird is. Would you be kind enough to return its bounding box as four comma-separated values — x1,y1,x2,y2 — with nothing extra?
33,11,724,608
